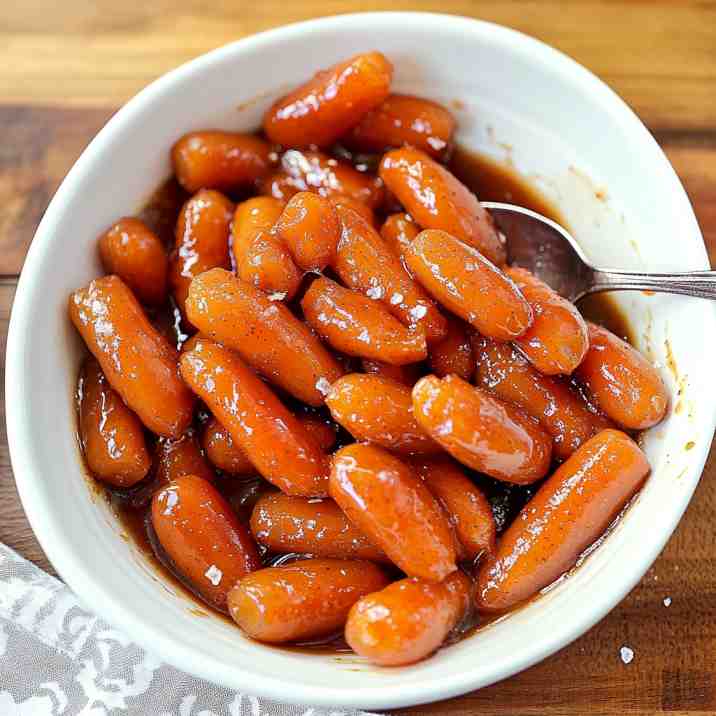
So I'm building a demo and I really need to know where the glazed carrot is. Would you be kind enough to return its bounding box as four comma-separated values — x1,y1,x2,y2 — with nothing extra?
228,558,390,643
333,205,447,342
260,149,385,209
427,316,474,380
250,493,387,562
380,148,506,265
180,339,329,496
473,335,613,460
169,189,233,314
326,374,439,454
263,52,393,148
345,94,456,160
152,475,261,611
380,212,420,268
405,229,532,341
232,197,302,301
274,192,340,271
330,443,456,581
506,267,589,375
412,375,552,484
574,323,669,430
361,359,422,387
207,409,336,463
171,131,272,193
295,412,338,452
185,269,343,406
411,456,496,560
78,358,151,487
475,429,650,612
301,277,427,366
329,194,376,227
155,430,215,490
98,218,168,306
345,571,471,666
69,276,195,437
201,417,255,476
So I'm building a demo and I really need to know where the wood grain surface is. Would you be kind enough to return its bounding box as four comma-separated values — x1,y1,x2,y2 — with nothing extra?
0,2,714,713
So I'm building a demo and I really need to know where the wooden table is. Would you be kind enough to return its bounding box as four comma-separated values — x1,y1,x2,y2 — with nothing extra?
1,3,714,714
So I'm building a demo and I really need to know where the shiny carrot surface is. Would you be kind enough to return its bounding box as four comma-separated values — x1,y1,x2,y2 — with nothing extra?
78,358,150,487
301,277,428,366
98,217,168,306
263,52,393,148
475,429,650,612
152,475,261,610
69,275,195,437
228,558,390,643
411,456,496,560
260,149,384,208
329,194,376,227
574,322,669,429
171,131,272,193
181,341,328,496
180,339,329,496
473,335,613,460
427,315,474,380
250,492,387,562
201,417,255,476
333,205,447,342
380,212,420,269
326,373,439,454
405,230,532,341
274,192,340,271
330,443,457,581
185,268,343,406
155,430,215,490
506,267,589,375
412,375,552,484
380,147,506,265
345,94,456,160
169,189,233,314
232,197,302,300
345,571,471,666
295,412,338,452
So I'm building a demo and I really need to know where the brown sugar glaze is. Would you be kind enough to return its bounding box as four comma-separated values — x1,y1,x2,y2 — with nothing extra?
93,143,633,653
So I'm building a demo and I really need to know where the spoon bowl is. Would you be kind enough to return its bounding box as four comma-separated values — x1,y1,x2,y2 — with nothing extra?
486,202,716,301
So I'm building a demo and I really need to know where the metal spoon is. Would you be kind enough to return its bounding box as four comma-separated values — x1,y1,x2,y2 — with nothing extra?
484,202,715,302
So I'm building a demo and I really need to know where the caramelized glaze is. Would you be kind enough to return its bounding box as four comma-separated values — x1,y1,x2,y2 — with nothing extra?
412,374,553,484
86,143,637,656
330,443,457,582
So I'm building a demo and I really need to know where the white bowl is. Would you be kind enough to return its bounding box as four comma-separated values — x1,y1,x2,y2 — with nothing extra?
6,12,716,710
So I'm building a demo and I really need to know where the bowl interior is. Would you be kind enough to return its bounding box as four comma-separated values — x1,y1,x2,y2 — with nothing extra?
7,13,716,710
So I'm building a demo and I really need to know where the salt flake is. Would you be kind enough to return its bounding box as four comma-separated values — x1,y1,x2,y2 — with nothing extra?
315,377,332,396
205,565,223,586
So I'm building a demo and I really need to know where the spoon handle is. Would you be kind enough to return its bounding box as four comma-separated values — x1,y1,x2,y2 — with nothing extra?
588,269,716,300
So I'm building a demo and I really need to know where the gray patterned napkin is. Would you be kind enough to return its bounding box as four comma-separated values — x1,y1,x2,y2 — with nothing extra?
0,542,376,716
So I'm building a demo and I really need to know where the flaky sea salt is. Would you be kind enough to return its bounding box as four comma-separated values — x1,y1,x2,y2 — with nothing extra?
619,645,634,664
205,565,223,586
663,597,672,607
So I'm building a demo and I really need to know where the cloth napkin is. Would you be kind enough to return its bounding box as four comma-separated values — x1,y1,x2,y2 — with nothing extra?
0,543,376,716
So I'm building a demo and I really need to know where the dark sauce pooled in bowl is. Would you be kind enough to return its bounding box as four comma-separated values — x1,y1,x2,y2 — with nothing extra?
85,144,632,653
